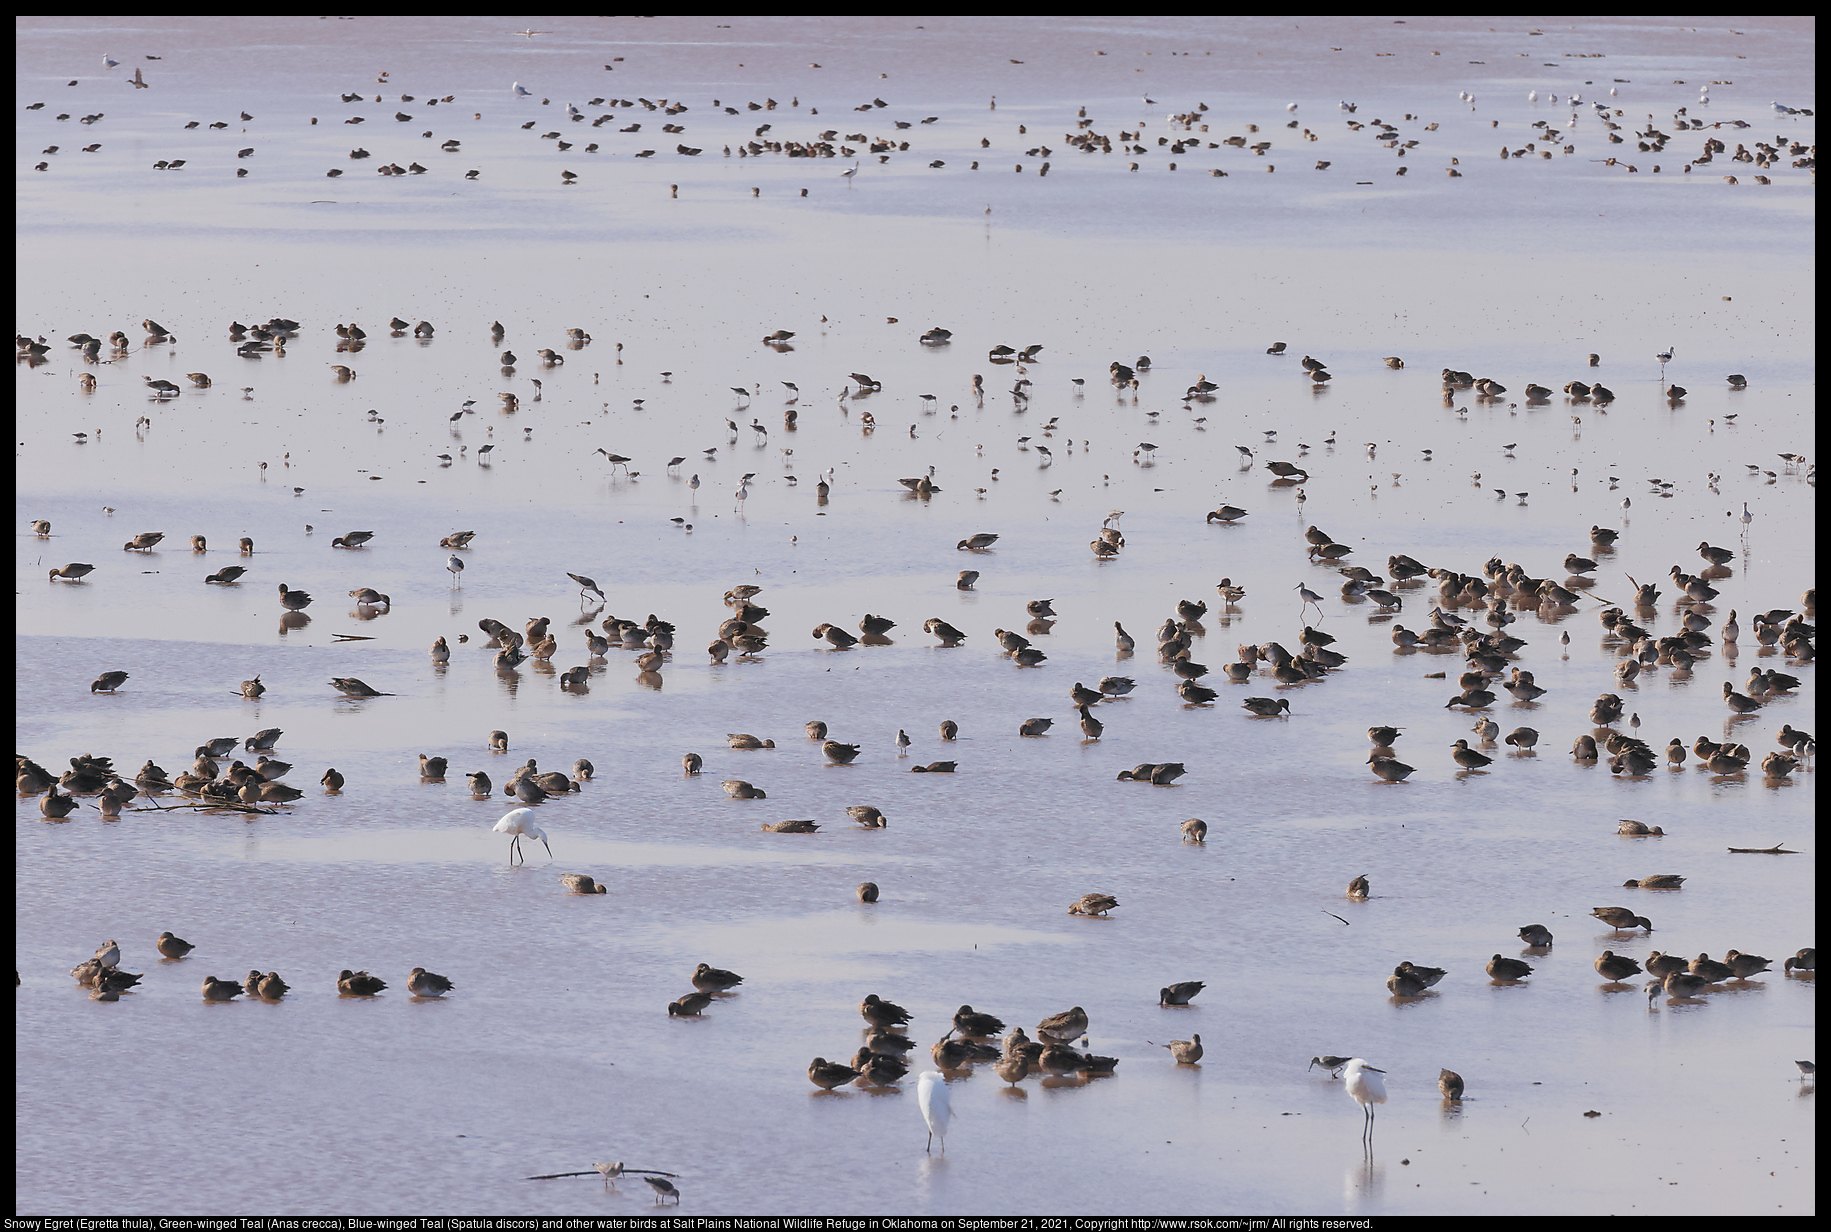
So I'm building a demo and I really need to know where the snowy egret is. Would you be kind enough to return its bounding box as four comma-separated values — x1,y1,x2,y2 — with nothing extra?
492,807,551,865
1344,1059,1387,1144
917,1071,952,1153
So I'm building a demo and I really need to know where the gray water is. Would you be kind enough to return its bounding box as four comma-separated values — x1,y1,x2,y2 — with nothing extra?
15,16,1815,1216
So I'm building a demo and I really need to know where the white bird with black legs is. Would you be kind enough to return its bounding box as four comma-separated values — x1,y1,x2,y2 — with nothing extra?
492,807,552,865
917,1071,952,1153
1344,1059,1387,1146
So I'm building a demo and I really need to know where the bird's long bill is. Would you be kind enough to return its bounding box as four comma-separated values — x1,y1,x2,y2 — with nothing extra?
539,836,554,859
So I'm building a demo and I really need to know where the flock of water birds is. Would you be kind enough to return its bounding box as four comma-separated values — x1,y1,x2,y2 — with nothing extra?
23,36,1815,197
20,275,1818,1194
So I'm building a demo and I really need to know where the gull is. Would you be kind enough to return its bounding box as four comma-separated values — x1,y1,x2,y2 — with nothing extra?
447,554,464,585
513,82,533,97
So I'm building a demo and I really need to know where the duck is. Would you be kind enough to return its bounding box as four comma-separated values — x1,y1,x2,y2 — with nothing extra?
860,993,913,1028
1158,1035,1203,1064
852,1048,909,1086
559,873,609,894
1622,875,1685,889
1517,924,1553,947
1724,950,1771,979
668,992,713,1016
1242,697,1291,717
1688,954,1735,984
808,1057,861,1090
1068,893,1120,916
1451,739,1493,769
1486,955,1533,980
953,1006,1006,1037
407,968,454,998
337,970,388,996
1159,981,1205,1006
1594,951,1644,981
1036,1006,1088,1042
1386,966,1432,996
1591,907,1653,931
864,1027,915,1057
692,963,744,992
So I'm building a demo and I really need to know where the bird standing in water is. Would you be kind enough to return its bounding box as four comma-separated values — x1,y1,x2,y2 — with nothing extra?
917,1071,952,1152
1344,1059,1387,1146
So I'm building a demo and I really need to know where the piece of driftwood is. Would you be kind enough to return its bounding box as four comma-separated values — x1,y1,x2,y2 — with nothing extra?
1726,842,1798,854
130,800,279,816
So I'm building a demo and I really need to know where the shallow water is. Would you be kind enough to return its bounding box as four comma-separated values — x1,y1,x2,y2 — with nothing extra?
15,15,1815,1216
